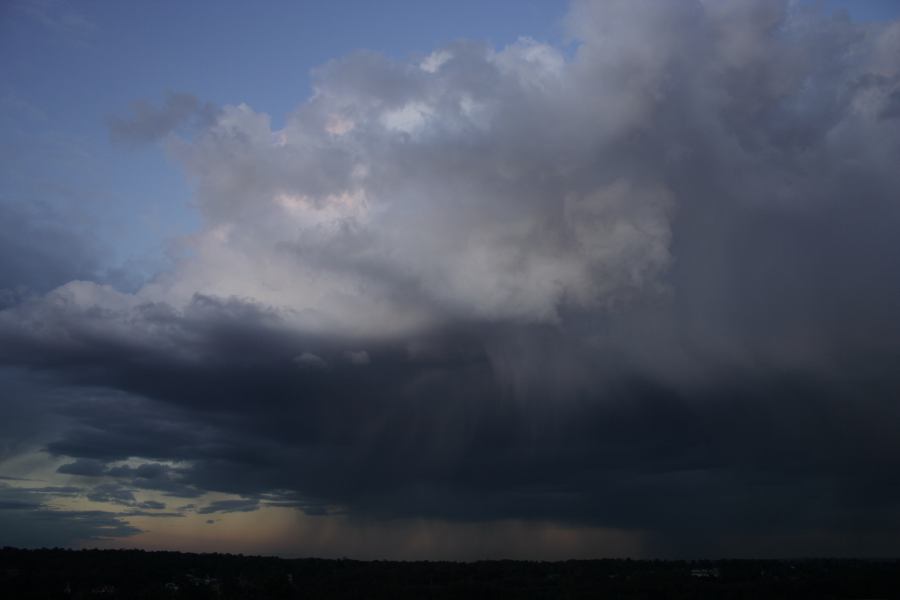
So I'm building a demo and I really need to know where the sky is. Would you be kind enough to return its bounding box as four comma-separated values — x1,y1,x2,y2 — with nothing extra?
1,0,900,560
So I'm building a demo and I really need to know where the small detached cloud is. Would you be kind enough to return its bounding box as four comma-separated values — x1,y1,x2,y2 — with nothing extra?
108,92,219,144
197,498,260,515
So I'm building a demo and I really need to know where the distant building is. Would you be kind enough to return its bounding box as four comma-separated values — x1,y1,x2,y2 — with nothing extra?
691,568,720,579
90,584,117,595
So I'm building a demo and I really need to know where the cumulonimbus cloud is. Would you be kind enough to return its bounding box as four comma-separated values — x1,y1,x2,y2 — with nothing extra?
2,0,900,556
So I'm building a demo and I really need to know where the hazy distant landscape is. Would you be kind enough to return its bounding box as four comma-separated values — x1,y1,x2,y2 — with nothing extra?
2,548,900,599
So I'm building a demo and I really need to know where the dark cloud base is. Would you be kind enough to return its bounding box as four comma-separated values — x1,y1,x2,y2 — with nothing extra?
4,314,900,556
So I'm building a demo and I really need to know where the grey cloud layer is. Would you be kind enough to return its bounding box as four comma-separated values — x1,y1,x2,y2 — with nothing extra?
2,0,900,556
108,93,220,144
0,483,141,547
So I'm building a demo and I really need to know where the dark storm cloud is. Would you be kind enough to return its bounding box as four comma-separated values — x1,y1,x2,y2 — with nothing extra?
0,368,75,463
57,458,107,477
85,483,136,505
108,92,220,144
105,463,203,498
0,483,141,547
0,507,141,548
11,310,900,554
1,0,900,557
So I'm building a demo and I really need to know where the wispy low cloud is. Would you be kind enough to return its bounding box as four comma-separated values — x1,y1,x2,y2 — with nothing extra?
121,510,183,518
0,483,141,547
85,483,137,506
56,458,204,499
197,498,260,515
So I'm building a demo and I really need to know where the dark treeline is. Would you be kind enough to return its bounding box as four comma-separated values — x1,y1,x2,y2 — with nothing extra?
1,547,899,599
